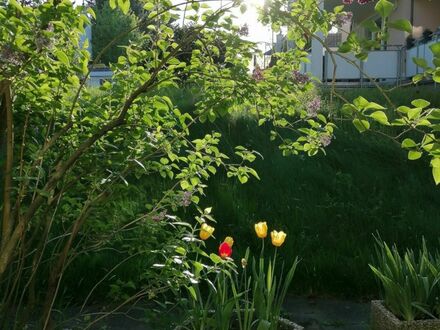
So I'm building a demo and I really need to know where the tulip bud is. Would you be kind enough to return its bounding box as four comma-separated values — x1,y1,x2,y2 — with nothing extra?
254,221,268,238
218,242,232,259
199,223,215,240
270,230,287,247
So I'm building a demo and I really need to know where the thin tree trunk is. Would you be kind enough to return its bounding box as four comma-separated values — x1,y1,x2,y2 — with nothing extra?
1,80,13,251
41,192,107,329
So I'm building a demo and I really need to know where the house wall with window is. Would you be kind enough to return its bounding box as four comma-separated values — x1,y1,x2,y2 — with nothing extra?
326,0,440,47
389,0,440,46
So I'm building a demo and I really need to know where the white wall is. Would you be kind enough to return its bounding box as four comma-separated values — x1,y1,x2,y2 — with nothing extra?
406,35,440,77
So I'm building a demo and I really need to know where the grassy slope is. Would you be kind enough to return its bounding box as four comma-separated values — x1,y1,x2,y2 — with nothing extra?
61,86,440,301
190,86,440,298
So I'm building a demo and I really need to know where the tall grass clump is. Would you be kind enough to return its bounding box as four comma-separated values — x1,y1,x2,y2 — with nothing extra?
370,237,440,321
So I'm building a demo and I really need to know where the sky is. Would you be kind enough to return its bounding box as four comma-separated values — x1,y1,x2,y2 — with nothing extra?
174,0,276,55
192,0,275,45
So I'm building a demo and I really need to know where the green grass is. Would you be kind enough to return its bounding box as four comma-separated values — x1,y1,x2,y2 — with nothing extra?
187,85,440,298
325,85,440,106
60,85,440,301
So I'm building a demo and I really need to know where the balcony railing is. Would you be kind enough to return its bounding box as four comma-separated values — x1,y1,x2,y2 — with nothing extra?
300,31,440,86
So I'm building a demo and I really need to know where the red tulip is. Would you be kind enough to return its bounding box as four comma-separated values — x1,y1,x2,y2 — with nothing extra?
218,242,232,259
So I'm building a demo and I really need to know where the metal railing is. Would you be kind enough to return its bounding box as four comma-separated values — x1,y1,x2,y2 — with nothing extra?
302,31,440,86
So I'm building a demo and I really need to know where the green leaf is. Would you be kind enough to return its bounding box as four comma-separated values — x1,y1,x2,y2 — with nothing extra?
402,138,417,148
193,261,203,276
187,286,197,301
430,42,440,57
397,105,411,114
109,0,116,9
408,107,422,120
433,71,440,83
412,74,424,84
411,99,430,109
118,0,130,14
248,168,260,180
209,253,223,264
432,167,440,185
55,50,70,66
9,0,24,13
175,246,186,255
180,180,190,190
334,5,344,13
366,102,386,111
362,19,380,33
338,41,352,53
87,7,96,19
370,111,389,125
353,119,370,133
375,0,394,18
389,19,412,33
342,103,357,115
353,96,369,110
408,150,422,160
238,175,248,184
143,2,154,10
413,57,428,68
431,157,440,168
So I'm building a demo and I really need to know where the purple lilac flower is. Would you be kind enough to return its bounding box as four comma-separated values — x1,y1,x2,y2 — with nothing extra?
0,45,24,66
320,134,332,147
35,23,55,51
335,11,353,27
252,66,264,81
307,96,321,117
35,36,53,51
152,210,167,222
292,70,310,84
180,191,192,207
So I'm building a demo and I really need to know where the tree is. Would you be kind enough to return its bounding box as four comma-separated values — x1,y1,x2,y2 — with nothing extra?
1,0,331,327
87,0,146,17
91,1,140,64
3,0,438,328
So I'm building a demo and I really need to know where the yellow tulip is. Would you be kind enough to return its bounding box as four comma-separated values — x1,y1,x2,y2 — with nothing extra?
271,230,287,247
254,221,268,238
199,223,215,240
224,236,234,247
